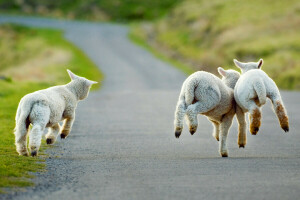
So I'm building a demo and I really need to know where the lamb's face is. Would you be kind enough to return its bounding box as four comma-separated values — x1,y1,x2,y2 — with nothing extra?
233,59,263,74
67,69,98,100
218,67,240,89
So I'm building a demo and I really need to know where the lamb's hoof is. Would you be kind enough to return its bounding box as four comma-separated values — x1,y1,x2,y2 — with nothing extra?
282,126,289,133
239,144,245,148
213,135,219,141
60,133,67,139
175,130,181,138
46,138,54,145
250,127,259,135
31,151,37,157
221,152,228,157
189,126,197,135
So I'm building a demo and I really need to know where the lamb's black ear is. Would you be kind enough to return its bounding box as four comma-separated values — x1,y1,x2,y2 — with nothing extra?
258,59,263,69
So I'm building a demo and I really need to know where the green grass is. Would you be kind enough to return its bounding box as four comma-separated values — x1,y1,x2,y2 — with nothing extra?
0,0,180,22
131,0,300,90
0,24,102,193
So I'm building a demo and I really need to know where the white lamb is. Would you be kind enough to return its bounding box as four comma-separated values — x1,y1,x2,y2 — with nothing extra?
233,59,289,135
174,68,246,157
14,70,97,157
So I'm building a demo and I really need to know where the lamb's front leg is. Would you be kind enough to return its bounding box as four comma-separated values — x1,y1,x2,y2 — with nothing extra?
60,115,75,139
210,120,220,141
236,105,247,148
219,111,234,157
45,123,60,144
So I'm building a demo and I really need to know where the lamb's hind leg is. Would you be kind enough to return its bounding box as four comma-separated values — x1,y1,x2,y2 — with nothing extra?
245,101,262,135
29,103,50,156
270,96,289,132
14,118,30,156
186,100,219,135
45,123,60,145
174,99,186,138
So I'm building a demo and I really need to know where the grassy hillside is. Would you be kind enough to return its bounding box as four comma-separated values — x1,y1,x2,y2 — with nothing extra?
0,0,179,21
0,24,102,193
131,0,300,90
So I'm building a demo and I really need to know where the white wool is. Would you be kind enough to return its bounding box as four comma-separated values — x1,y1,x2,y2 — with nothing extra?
14,70,97,156
174,68,245,157
234,59,289,135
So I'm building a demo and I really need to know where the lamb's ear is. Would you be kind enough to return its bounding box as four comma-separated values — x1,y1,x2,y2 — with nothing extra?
67,69,78,80
233,59,244,69
257,58,263,69
86,80,98,86
218,67,227,77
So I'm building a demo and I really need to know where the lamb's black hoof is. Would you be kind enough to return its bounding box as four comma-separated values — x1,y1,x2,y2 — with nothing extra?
60,134,67,139
175,130,182,138
190,129,196,135
189,126,197,135
250,127,259,135
283,126,289,132
31,151,37,157
239,144,245,148
46,138,53,144
221,152,228,157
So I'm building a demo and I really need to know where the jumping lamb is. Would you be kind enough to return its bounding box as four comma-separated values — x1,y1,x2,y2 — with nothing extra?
14,70,97,157
233,59,289,135
174,68,245,157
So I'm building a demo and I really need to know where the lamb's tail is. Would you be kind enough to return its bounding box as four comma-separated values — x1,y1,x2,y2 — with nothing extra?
253,79,266,106
184,81,196,106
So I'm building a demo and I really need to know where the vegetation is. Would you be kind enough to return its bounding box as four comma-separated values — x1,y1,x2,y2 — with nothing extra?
0,0,180,21
131,0,300,90
0,24,102,193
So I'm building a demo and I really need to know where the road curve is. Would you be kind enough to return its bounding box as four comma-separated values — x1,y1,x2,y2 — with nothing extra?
1,15,300,200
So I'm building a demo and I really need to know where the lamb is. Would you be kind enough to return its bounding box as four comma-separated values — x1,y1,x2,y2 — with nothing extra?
174,68,245,157
14,70,97,157
233,59,289,135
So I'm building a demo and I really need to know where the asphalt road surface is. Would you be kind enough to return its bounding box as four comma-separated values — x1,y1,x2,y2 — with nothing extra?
1,16,300,200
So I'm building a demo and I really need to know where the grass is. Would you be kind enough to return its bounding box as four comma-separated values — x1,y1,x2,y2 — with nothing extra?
0,24,102,193
130,0,300,90
0,0,180,22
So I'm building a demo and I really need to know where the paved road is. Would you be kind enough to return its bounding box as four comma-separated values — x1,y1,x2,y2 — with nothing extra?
1,16,300,200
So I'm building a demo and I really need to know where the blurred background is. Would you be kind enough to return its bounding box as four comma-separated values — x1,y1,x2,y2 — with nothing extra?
0,0,299,89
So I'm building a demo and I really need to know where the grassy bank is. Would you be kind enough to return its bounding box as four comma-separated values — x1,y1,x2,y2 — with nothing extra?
131,0,300,90
0,24,102,193
0,0,179,22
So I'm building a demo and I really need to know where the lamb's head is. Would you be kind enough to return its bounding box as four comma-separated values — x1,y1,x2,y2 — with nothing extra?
218,67,240,89
233,58,263,74
67,69,98,100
